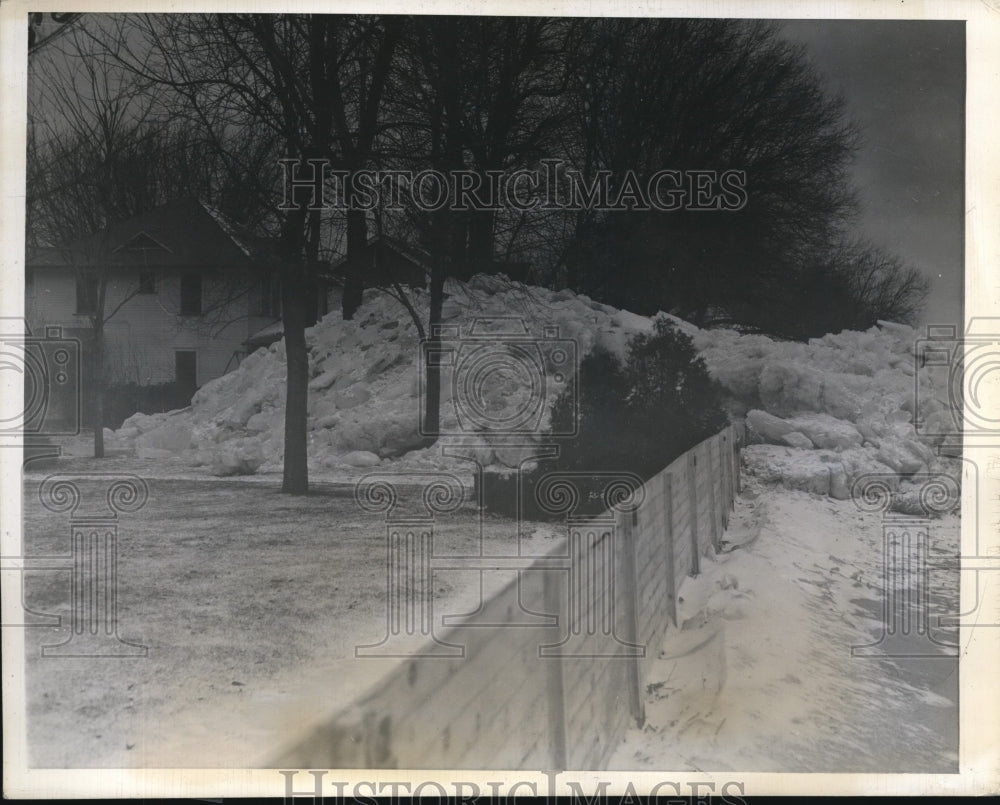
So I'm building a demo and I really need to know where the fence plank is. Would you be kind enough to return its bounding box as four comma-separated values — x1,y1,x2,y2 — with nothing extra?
663,472,678,627
542,568,567,769
720,431,731,528
707,436,720,551
617,509,645,728
687,451,700,576
733,424,743,495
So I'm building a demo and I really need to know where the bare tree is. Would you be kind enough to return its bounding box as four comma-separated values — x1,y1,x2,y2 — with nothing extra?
28,20,272,456
376,17,581,440
105,13,404,492
28,29,162,457
836,240,929,329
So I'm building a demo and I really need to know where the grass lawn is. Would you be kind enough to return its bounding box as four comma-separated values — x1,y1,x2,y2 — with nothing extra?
20,471,545,767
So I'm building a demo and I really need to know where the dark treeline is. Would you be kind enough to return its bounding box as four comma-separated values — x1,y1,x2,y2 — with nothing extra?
29,14,928,490
47,14,928,335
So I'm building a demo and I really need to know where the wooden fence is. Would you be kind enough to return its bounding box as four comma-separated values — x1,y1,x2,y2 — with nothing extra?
269,422,745,770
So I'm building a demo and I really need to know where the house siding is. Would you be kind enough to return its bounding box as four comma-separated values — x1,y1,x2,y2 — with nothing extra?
26,265,278,388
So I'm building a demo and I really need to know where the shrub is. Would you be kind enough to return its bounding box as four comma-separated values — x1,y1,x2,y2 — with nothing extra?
482,318,727,519
550,316,727,480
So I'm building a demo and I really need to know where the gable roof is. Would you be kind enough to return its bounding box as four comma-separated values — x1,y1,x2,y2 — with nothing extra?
26,198,273,269
113,231,174,255
324,234,433,278
24,246,65,267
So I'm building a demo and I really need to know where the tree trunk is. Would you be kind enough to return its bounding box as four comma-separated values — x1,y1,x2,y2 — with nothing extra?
303,276,319,328
420,21,463,445
279,202,310,495
422,261,447,443
304,207,322,328
342,208,367,320
91,326,105,459
281,263,309,495
564,234,582,291
467,210,495,277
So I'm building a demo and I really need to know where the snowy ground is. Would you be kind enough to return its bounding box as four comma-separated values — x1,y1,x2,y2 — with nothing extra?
20,464,556,768
610,475,959,772
21,453,959,771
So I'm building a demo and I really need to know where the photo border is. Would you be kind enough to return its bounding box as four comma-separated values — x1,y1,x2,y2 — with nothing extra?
2,0,997,798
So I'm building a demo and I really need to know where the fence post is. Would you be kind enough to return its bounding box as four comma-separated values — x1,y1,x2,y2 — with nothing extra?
732,428,738,505
733,427,746,492
733,426,745,494
542,568,567,769
617,509,645,728
720,431,731,528
707,437,721,552
687,452,700,576
663,472,678,627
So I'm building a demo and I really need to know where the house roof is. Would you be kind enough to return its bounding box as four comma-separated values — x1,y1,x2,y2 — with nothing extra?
246,320,286,349
324,234,433,279
25,246,65,267
26,198,275,269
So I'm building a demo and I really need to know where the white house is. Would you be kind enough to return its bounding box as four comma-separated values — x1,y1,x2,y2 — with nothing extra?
26,198,284,398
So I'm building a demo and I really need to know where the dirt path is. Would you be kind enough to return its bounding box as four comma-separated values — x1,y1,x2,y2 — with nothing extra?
610,483,959,772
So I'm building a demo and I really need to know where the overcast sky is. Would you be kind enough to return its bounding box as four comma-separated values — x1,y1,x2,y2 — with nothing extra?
780,19,965,326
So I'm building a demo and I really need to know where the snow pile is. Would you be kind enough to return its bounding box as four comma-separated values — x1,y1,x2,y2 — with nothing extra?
113,275,652,476
112,274,957,509
694,320,958,511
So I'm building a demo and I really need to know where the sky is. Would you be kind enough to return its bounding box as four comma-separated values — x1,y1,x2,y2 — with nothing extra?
780,20,965,327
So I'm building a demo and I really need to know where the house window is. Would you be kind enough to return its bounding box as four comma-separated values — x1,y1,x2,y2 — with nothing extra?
75,275,98,315
138,271,156,294
175,350,197,394
180,273,202,315
25,268,34,296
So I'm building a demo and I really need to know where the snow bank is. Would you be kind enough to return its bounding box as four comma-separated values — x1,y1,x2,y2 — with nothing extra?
714,321,958,513
113,273,958,509
113,274,652,476
611,483,960,771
